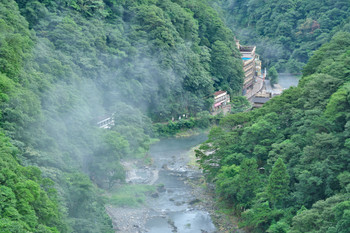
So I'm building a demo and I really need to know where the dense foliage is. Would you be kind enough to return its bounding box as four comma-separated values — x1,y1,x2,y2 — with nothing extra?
0,133,67,232
211,0,350,72
153,111,217,137
197,32,350,232
0,0,244,231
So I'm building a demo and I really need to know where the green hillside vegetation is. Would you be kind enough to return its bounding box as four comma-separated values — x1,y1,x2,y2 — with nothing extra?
196,32,350,232
211,0,350,72
0,133,67,232
0,0,244,232
3,0,349,232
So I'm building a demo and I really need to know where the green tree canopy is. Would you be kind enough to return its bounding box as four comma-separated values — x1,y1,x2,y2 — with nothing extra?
267,158,290,208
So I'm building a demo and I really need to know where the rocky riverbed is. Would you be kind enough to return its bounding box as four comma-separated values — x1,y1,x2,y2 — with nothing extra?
106,134,243,233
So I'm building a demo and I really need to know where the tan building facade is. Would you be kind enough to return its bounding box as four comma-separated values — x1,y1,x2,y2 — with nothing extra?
212,90,230,112
236,40,261,91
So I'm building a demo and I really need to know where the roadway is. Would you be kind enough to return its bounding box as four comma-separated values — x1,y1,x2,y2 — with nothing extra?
244,77,264,100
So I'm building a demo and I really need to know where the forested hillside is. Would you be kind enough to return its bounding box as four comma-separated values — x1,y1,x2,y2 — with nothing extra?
3,0,349,232
0,0,244,232
211,0,350,72
197,32,350,232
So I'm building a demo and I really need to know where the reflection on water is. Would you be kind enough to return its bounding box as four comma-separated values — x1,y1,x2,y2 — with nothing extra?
278,73,300,89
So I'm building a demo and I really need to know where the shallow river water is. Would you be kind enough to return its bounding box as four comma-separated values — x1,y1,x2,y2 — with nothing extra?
145,133,217,233
278,73,300,89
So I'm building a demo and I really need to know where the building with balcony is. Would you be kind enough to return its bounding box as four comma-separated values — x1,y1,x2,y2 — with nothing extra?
212,90,230,113
236,40,261,91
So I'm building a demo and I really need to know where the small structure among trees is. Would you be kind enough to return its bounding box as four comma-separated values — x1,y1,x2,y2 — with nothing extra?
97,114,115,129
212,90,231,115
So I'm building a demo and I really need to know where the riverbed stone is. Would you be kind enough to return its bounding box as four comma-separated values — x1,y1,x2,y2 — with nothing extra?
151,192,159,198
189,198,201,205
157,184,166,192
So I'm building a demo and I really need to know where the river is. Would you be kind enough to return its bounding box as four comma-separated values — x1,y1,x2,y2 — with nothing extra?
264,73,300,96
278,73,300,89
108,133,219,233
145,133,216,233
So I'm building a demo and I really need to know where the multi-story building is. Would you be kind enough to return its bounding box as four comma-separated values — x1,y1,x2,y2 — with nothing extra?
212,90,230,112
236,40,260,91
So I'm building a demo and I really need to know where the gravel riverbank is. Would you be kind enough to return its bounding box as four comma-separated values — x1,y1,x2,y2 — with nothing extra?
106,135,243,233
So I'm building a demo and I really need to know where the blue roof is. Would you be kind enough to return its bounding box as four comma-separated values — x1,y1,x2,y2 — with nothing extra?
242,57,251,60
